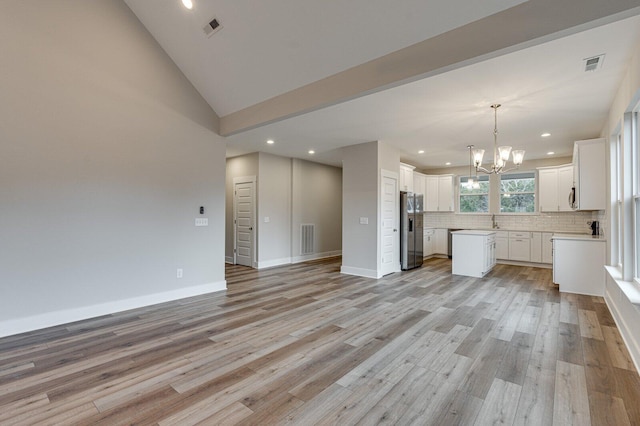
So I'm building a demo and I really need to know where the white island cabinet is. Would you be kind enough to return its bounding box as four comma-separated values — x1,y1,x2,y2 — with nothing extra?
452,230,496,278
552,233,606,296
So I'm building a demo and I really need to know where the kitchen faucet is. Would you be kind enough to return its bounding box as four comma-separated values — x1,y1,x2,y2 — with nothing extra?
492,214,499,229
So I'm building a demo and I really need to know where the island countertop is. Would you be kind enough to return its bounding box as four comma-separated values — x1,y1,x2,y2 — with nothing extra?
451,230,496,236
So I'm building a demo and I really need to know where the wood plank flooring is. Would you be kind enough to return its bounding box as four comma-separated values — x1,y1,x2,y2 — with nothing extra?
1,257,639,425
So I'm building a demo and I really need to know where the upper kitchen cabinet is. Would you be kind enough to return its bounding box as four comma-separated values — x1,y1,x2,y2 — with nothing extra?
538,164,574,212
573,138,606,210
425,175,454,212
413,172,426,196
399,163,415,192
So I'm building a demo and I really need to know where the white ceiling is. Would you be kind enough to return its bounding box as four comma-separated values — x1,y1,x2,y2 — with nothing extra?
125,0,640,169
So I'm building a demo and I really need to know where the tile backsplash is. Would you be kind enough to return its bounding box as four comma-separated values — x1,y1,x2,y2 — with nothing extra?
424,211,606,234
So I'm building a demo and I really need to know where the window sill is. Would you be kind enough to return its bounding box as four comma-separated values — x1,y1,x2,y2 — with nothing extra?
605,265,640,307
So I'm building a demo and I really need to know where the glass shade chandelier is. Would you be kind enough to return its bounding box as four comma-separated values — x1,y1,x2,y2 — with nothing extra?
472,104,525,174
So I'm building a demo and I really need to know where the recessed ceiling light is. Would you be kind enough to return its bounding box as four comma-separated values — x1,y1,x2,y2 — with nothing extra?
418,150,425,154
547,151,555,155
308,150,315,155
182,0,193,9
266,139,274,145
445,162,452,166
541,133,551,137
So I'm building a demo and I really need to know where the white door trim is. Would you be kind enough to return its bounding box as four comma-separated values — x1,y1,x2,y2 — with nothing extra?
233,176,256,267
380,169,400,276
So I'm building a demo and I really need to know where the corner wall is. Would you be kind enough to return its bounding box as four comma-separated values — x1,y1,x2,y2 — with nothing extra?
0,0,226,337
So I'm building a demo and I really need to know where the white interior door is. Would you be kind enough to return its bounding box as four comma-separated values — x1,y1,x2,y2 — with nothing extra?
381,172,399,276
234,180,255,267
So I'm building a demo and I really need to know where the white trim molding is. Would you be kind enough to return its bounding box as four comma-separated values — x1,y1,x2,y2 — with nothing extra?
340,265,381,279
257,257,292,269
291,250,342,264
0,281,227,338
604,266,640,372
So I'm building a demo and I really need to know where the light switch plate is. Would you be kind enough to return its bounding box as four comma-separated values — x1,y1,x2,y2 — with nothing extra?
359,217,368,225
264,216,270,223
195,218,209,226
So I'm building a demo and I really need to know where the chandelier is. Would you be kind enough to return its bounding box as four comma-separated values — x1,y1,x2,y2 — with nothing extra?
472,104,525,174
466,145,480,189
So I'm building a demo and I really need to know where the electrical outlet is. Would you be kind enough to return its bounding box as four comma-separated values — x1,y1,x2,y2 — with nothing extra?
177,268,183,279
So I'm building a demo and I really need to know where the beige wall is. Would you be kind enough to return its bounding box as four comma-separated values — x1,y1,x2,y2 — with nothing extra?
292,159,343,261
0,0,226,336
225,153,259,263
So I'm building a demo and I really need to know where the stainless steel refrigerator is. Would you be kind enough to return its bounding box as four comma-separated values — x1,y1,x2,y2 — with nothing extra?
400,191,424,270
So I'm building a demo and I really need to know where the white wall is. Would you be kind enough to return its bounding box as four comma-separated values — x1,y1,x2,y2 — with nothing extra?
0,0,226,337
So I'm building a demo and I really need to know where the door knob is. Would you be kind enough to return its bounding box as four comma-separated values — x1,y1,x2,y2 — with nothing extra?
393,229,397,232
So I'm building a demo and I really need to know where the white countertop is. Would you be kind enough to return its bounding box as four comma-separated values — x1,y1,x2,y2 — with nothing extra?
451,230,496,236
552,233,606,242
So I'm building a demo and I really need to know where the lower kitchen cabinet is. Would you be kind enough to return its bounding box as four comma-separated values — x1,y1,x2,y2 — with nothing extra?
435,228,448,254
495,231,509,260
542,232,553,264
423,229,435,257
509,232,531,261
530,232,542,263
553,235,606,296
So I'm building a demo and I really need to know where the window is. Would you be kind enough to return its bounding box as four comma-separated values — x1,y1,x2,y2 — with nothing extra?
632,111,640,280
459,175,489,213
500,172,535,213
615,133,623,268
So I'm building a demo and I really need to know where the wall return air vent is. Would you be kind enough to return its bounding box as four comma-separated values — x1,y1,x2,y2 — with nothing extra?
583,54,605,72
203,17,222,38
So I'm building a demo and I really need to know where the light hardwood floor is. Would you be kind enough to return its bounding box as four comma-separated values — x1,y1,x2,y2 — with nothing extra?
1,257,639,425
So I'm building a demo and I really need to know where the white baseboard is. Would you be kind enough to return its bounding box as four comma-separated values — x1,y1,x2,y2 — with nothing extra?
257,257,292,269
340,265,381,279
291,250,342,264
604,267,640,372
225,256,234,264
0,280,227,338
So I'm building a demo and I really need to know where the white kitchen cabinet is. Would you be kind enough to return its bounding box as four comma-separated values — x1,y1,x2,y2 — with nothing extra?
509,231,531,261
495,231,509,260
530,232,542,263
413,172,425,197
542,232,553,264
424,175,454,212
573,138,606,210
425,176,438,211
557,166,574,211
553,234,606,296
435,228,448,254
452,230,496,278
399,163,415,192
423,228,435,257
538,164,573,212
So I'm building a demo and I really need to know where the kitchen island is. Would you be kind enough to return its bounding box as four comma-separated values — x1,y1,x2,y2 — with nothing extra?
451,230,496,278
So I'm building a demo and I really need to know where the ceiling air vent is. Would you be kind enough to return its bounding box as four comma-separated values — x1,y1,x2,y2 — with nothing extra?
583,54,605,72
203,17,222,38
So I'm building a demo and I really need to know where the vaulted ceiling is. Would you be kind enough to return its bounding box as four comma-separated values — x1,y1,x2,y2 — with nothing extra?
125,0,640,168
